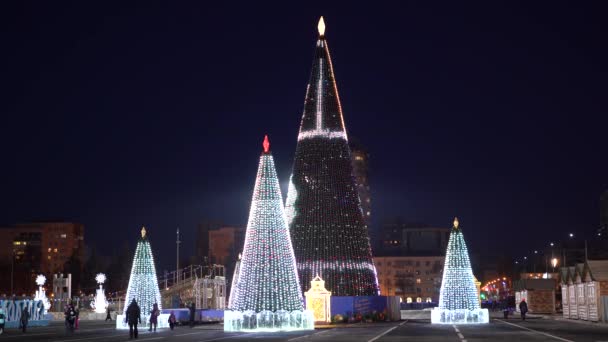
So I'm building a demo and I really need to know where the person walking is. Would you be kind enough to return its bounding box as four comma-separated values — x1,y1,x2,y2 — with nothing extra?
148,303,160,332
20,306,30,333
105,307,112,321
189,302,195,328
126,299,141,339
168,311,176,330
519,298,528,321
65,302,78,334
501,300,509,319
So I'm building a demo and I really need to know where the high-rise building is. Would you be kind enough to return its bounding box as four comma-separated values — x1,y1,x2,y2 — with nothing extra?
0,222,84,294
600,189,608,238
379,220,450,257
350,140,371,227
285,18,379,296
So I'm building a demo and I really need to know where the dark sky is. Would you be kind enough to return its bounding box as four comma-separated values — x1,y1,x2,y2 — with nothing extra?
1,2,607,272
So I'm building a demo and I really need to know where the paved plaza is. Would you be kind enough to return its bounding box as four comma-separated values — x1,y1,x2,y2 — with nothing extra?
2,316,607,342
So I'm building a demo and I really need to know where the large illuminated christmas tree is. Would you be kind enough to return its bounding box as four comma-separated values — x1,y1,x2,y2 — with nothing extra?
225,136,313,332
285,17,379,296
431,218,488,324
123,227,162,317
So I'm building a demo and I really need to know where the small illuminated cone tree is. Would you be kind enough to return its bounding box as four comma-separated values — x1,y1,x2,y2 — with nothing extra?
91,273,109,314
431,218,489,324
225,136,313,332
34,274,51,314
123,228,162,318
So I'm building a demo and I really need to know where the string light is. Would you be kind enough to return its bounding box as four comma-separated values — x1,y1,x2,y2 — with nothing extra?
285,17,379,297
432,218,488,324
225,136,313,331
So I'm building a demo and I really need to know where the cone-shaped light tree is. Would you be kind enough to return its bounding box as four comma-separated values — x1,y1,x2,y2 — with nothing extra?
431,218,488,324
285,16,379,296
225,135,313,331
123,227,162,317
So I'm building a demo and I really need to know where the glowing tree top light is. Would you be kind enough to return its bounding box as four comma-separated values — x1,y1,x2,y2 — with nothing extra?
96,273,107,285
431,218,488,324
122,227,162,316
225,136,313,332
36,275,47,286
285,16,379,296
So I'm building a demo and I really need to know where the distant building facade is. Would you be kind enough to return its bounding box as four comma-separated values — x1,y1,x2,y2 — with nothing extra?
195,222,245,265
350,142,371,227
374,255,444,303
0,222,84,294
379,221,450,256
208,226,246,266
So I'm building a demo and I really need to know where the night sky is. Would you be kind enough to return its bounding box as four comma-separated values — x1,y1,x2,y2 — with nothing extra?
2,2,607,272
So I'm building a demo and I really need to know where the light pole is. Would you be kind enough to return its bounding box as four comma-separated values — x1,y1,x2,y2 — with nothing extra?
551,258,558,272
176,228,181,285
10,249,14,296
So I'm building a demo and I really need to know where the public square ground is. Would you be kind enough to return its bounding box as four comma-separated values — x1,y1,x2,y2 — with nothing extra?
2,314,608,342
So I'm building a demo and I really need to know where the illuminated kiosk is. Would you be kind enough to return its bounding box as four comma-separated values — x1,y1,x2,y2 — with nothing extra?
431,218,489,324
224,136,314,332
305,276,332,323
116,227,169,329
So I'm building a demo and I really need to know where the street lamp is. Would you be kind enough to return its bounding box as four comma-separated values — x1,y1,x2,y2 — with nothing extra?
569,233,574,238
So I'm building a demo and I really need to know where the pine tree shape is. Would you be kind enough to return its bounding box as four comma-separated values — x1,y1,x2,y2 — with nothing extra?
432,218,488,324
123,227,162,317
230,135,304,313
285,17,379,296
438,218,479,310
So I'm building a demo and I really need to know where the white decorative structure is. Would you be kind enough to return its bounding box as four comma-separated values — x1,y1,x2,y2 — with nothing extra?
304,275,332,323
34,274,51,314
431,218,489,324
90,273,109,314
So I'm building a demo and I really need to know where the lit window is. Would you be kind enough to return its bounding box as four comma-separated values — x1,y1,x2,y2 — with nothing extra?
48,256,51,260
60,234,67,238
416,278,421,284
416,297,422,303
355,156,363,161
406,297,412,303
13,241,21,245
48,248,51,252
426,297,432,303
54,248,58,253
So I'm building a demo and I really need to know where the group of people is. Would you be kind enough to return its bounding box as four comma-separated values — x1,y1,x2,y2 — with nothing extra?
501,299,529,320
1,299,197,338
125,299,194,339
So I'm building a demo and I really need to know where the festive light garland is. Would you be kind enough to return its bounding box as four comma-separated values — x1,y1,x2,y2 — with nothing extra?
225,136,313,332
285,17,379,296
